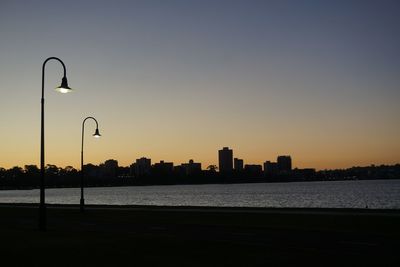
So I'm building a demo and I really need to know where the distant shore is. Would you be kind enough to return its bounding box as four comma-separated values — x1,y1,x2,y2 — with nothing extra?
0,204,399,266
1,163,399,191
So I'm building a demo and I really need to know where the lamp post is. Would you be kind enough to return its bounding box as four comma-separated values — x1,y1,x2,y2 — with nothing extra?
40,57,73,231
81,117,101,212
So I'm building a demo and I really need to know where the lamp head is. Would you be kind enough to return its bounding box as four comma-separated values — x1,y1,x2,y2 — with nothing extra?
93,128,101,138
55,77,73,93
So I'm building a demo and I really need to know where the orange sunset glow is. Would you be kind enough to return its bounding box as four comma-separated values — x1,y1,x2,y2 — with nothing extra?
0,1,399,171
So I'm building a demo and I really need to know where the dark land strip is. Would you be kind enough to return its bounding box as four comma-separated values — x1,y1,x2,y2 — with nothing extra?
0,204,399,266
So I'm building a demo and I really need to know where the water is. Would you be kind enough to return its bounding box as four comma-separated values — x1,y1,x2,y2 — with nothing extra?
1,179,400,209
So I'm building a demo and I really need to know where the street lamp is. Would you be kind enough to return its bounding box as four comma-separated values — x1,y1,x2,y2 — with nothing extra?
40,57,73,231
81,117,101,212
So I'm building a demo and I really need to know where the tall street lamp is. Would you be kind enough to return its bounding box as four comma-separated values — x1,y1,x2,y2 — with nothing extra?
40,57,73,231
81,116,101,212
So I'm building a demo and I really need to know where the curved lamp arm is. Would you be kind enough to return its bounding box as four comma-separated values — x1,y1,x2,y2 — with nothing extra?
81,116,101,160
42,57,67,98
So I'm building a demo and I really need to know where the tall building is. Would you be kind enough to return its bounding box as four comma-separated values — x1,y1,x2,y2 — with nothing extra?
234,158,244,171
277,156,292,171
135,157,151,178
102,159,118,178
219,147,233,173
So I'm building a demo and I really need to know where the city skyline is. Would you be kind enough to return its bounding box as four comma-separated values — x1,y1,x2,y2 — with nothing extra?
2,144,397,173
2,150,398,190
1,1,399,170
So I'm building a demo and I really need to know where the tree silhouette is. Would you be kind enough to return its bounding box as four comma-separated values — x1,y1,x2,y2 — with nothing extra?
7,166,24,178
45,164,60,176
207,165,218,172
24,165,39,176
0,167,5,177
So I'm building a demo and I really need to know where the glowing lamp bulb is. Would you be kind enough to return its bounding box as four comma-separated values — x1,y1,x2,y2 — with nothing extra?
93,128,101,138
55,77,73,93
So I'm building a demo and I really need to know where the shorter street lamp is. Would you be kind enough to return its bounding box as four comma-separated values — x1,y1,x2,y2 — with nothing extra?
81,117,101,212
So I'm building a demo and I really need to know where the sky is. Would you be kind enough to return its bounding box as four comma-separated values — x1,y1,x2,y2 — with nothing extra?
0,0,399,170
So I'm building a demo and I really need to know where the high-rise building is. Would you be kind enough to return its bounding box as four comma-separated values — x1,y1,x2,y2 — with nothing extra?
219,147,233,173
277,156,292,171
135,157,151,177
102,159,119,178
234,158,244,171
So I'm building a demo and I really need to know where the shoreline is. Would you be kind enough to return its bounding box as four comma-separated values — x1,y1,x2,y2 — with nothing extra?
1,177,399,191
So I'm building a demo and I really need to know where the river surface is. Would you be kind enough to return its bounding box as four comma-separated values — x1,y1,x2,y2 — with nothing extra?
1,179,400,209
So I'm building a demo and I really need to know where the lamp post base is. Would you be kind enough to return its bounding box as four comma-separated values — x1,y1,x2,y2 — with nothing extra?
39,204,46,231
80,198,85,212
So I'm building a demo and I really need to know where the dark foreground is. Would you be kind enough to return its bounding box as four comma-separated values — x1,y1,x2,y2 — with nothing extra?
0,204,399,266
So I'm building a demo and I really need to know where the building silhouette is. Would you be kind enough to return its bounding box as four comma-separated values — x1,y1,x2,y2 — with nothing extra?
277,156,292,171
264,161,278,176
83,163,100,179
219,147,233,173
244,164,263,177
133,157,151,178
153,160,174,176
234,158,244,171
102,159,118,178
181,159,202,176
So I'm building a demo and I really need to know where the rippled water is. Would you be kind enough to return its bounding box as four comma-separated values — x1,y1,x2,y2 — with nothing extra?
1,179,400,209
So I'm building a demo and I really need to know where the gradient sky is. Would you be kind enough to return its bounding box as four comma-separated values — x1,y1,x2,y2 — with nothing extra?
0,0,399,170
